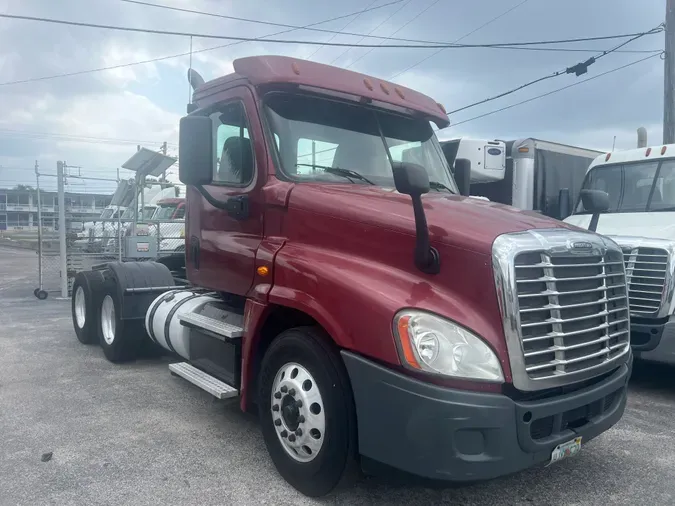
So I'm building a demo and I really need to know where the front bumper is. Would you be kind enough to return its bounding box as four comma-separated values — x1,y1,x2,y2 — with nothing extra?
633,316,675,364
342,351,632,482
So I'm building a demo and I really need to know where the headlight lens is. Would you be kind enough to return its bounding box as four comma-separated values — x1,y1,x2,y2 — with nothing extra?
394,310,504,382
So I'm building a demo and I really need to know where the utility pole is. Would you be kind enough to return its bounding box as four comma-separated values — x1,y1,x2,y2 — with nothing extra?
161,141,168,182
664,0,675,143
57,161,68,298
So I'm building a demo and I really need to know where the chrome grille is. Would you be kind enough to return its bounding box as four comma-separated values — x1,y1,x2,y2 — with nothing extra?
622,247,668,316
514,249,630,381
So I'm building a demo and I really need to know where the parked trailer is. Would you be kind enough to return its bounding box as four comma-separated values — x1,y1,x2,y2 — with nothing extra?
440,137,601,219
72,55,632,497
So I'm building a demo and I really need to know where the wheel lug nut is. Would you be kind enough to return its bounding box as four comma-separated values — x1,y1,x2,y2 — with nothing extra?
296,429,303,436
288,434,296,442
280,430,288,438
280,386,288,393
288,388,296,396
274,392,282,399
272,404,279,412
274,419,282,426
298,415,305,423
296,400,303,408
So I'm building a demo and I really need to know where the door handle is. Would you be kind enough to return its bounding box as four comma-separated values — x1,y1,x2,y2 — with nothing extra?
189,236,200,269
226,195,249,220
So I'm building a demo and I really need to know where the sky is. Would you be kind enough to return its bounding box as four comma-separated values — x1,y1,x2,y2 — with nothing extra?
0,0,667,193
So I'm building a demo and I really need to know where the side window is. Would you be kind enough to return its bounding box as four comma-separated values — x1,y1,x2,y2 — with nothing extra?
174,206,185,219
212,102,254,185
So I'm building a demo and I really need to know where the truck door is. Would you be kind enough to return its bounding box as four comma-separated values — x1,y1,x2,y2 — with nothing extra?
189,87,265,296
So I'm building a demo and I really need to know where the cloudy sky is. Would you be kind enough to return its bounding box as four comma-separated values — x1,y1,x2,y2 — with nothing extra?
0,0,667,193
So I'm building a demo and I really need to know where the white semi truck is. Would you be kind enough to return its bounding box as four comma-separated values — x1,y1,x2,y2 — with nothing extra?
563,144,675,364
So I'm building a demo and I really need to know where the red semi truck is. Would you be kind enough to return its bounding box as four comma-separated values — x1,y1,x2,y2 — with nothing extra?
71,55,632,497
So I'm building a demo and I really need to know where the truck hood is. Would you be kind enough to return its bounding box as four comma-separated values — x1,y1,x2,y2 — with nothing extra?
564,212,675,242
289,184,575,254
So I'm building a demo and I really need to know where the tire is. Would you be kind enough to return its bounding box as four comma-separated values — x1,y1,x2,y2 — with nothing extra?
97,283,145,363
33,288,40,298
36,290,48,300
71,271,107,344
258,327,358,497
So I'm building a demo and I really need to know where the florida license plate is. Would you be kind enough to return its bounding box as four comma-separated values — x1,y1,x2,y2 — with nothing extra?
549,437,582,465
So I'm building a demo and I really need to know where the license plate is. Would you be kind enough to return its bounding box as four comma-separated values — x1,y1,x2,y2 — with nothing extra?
549,437,582,465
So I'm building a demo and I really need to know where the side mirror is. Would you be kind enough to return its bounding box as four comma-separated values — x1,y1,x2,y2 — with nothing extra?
392,161,430,196
179,115,213,187
558,188,571,220
580,189,609,233
454,158,471,197
392,162,439,274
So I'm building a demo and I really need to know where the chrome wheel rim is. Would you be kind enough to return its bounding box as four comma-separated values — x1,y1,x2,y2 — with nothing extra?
74,286,86,329
270,362,325,463
101,295,116,345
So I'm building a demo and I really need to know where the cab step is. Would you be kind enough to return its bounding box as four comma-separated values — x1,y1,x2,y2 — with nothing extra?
168,362,239,399
178,312,244,340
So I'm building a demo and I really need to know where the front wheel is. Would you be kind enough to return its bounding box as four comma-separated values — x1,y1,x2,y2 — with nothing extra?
257,327,358,497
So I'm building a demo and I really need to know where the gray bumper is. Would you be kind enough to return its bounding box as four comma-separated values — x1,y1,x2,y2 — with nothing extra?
634,316,675,364
342,351,631,482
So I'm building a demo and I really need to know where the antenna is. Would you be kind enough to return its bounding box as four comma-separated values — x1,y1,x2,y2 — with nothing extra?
612,135,616,152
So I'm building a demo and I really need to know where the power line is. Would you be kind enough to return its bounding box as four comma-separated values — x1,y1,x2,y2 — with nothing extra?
118,0,454,46
0,13,664,49
389,0,530,80
0,128,176,146
330,0,414,65
447,24,662,115
449,52,663,127
0,4,399,87
305,0,381,60
345,0,442,70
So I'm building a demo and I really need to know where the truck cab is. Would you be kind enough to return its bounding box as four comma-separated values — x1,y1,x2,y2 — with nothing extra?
564,145,675,364
71,55,632,497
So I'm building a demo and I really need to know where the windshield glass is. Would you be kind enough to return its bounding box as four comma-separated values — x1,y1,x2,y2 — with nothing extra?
141,206,156,221
264,92,457,192
154,204,183,220
120,207,134,220
575,159,675,213
100,208,114,219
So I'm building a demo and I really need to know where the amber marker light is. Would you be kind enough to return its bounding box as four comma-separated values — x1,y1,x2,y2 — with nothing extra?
396,315,421,369
257,266,270,277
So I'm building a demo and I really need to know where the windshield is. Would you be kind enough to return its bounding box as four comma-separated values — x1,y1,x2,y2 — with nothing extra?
100,208,115,219
120,207,134,220
154,204,184,220
264,92,457,192
575,159,675,213
141,206,156,221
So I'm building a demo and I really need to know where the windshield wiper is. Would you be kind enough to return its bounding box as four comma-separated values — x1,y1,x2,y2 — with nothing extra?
429,180,454,193
651,206,675,212
295,164,375,185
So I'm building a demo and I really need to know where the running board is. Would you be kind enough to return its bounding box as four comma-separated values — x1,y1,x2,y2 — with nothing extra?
169,362,239,399
178,312,244,340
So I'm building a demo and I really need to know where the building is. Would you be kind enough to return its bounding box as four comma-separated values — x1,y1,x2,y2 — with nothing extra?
0,187,112,231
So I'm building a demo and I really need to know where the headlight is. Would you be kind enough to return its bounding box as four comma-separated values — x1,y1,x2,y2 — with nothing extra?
393,310,504,382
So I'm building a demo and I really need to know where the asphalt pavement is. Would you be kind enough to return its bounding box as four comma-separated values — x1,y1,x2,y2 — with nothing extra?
1,245,675,505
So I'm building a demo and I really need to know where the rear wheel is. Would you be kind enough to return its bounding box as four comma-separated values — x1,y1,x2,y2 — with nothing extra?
71,271,106,344
258,327,358,497
98,285,144,363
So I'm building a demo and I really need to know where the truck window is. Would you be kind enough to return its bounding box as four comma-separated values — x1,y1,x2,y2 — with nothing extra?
575,159,675,213
213,102,254,185
264,92,457,191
